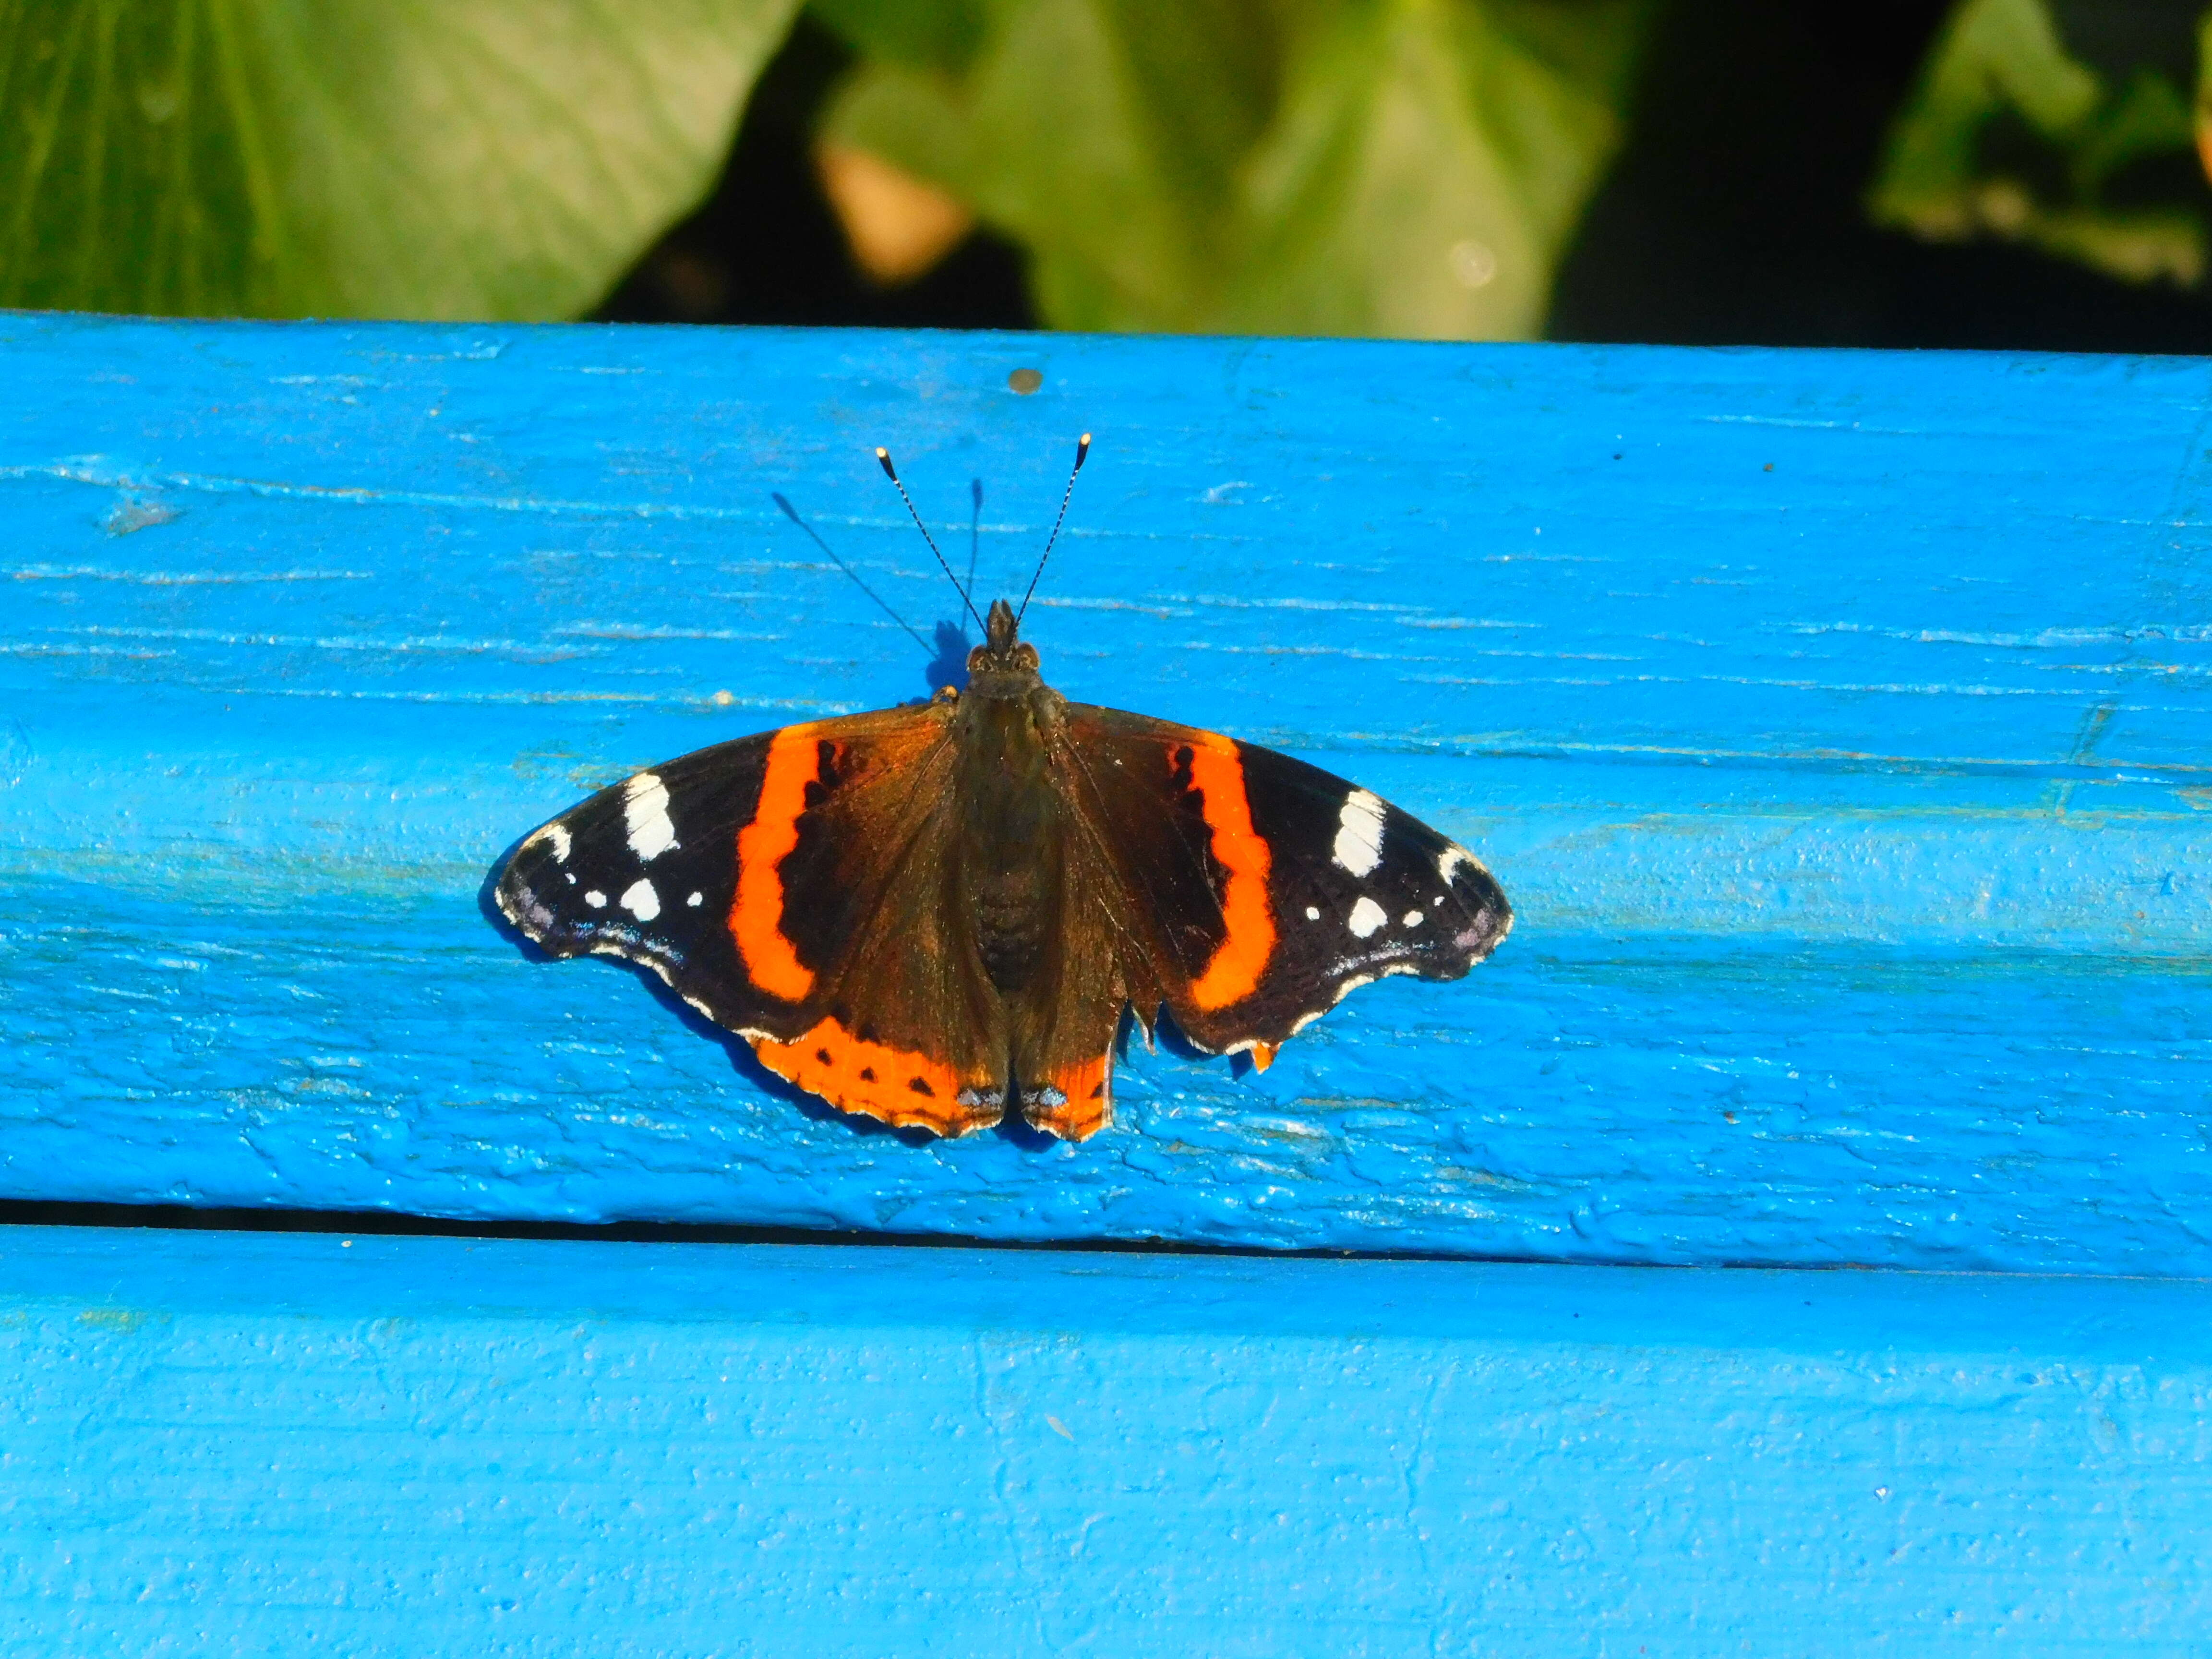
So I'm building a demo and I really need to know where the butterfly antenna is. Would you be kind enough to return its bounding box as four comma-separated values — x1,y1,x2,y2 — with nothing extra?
1016,433,1090,626
877,447,988,637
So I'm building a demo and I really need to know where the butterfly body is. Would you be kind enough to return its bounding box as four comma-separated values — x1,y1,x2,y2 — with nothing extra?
498,600,1510,1143
952,604,1065,998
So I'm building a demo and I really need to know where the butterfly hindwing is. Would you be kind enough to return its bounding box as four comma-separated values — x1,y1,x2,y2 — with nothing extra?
497,701,1010,1137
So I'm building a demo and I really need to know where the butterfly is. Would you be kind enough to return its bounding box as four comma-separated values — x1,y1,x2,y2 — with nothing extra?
495,437,1511,1141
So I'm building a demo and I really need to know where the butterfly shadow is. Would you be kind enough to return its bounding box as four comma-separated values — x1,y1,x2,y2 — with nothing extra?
1140,1003,1266,1082
773,482,984,702
924,619,972,696
911,478,988,697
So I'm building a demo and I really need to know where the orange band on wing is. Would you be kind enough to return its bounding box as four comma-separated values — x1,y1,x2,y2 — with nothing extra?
752,1015,996,1137
1182,733,1276,1011
731,724,822,1002
1027,1053,1110,1142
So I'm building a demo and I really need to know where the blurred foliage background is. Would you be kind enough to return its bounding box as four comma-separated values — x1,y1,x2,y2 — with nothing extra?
7,0,2212,349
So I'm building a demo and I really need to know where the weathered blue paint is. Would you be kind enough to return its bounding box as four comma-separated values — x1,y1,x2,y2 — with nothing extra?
1,1226,2206,1657
2,315,2208,1267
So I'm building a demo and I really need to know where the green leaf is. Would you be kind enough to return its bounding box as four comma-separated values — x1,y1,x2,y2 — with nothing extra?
808,0,994,73
0,0,802,320
816,0,1652,339
1868,0,2205,287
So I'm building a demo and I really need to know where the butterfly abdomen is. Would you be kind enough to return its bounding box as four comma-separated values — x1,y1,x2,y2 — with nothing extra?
952,666,1066,997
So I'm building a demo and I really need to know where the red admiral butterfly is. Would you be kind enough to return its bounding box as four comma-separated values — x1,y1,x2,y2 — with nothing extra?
496,437,1511,1141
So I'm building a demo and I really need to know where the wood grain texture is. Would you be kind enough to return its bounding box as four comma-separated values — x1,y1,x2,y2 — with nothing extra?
3,1226,2208,1657
2,313,2208,1267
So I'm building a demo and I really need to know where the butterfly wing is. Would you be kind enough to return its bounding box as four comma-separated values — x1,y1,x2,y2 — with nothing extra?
1036,703,1510,1125
498,695,1511,1144
495,701,1011,1136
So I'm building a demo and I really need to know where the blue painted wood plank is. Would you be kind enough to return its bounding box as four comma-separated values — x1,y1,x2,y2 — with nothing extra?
2,314,2209,1267
1,1225,2206,1656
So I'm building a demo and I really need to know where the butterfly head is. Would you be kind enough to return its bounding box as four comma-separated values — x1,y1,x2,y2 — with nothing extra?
967,597,1042,694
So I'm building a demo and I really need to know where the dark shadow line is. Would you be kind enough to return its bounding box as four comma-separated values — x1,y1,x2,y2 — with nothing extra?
0,1198,1835,1269
772,491,928,650
966,477,983,601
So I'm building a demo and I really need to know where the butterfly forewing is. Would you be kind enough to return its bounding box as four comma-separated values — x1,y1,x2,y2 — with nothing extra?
1049,705,1511,1068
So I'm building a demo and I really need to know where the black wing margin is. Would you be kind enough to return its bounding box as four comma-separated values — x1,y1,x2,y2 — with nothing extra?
1233,736,1512,1044
494,730,782,1033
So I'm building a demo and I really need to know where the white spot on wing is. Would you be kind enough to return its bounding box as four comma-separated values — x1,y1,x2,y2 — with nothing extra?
1403,910,1424,927
584,889,607,909
1437,845,1469,885
620,878,661,921
1333,790,1386,876
1347,896,1387,938
686,891,703,907
529,822,572,863
623,771,679,862
1304,905,1320,921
